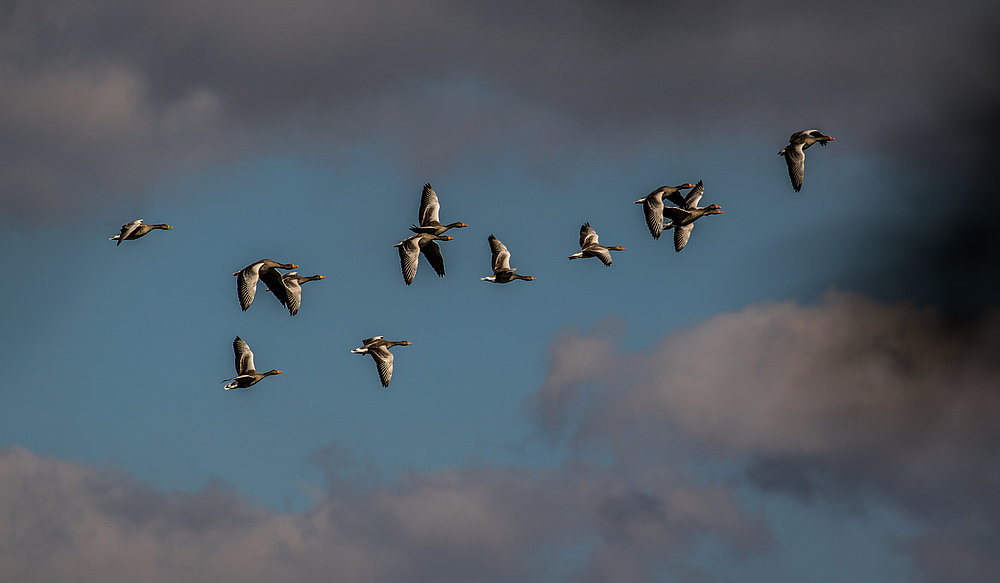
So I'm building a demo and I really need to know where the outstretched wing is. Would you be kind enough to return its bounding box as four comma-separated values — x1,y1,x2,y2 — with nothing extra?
579,222,599,248
282,274,303,316
783,145,805,192
395,236,421,285
488,234,511,271
421,240,447,277
259,266,289,308
418,183,441,226
591,248,613,266
369,345,394,387
641,196,663,239
684,181,705,209
673,223,694,252
117,219,143,246
233,336,256,375
235,263,261,311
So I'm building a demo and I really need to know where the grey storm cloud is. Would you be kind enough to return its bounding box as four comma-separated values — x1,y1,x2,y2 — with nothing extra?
0,446,768,583
531,290,1000,582
1,0,998,219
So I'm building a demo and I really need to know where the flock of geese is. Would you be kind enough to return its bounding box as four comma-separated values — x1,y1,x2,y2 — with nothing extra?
112,129,834,388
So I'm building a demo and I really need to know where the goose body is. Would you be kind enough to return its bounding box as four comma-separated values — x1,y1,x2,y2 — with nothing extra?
409,183,468,235
634,184,695,239
660,181,723,252
778,129,834,192
233,259,298,311
351,336,412,387
110,219,172,244
393,233,452,285
222,336,282,389
266,272,326,316
568,223,625,266
482,234,535,283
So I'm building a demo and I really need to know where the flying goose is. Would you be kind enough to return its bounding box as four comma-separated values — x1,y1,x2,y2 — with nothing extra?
634,184,695,239
778,129,834,192
351,336,412,387
410,183,468,235
482,234,535,283
393,233,453,285
110,219,172,245
660,181,723,252
568,223,625,266
222,336,282,389
233,259,298,311
266,272,326,316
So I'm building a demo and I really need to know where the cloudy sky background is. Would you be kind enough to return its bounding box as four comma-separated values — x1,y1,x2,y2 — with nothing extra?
1,0,998,581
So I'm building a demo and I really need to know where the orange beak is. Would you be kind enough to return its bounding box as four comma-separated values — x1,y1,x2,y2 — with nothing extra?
291,264,299,268
165,225,173,230
318,275,326,279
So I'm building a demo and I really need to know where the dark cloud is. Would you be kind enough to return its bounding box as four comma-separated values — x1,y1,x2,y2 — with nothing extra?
1,0,997,220
532,291,1000,581
0,446,766,583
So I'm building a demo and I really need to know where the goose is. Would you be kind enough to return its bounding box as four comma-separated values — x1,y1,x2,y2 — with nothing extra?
110,219,172,245
778,129,834,192
568,223,625,266
482,234,535,283
393,233,453,285
660,181,723,252
266,272,326,316
634,184,695,239
233,259,298,311
222,336,282,389
409,183,468,235
351,336,412,387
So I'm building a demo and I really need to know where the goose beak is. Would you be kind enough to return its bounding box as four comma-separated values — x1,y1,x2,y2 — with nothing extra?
166,225,173,229
527,277,536,280
683,183,695,188
275,370,283,374
291,264,299,268
403,341,413,345
444,236,454,240
318,275,326,279
459,223,468,228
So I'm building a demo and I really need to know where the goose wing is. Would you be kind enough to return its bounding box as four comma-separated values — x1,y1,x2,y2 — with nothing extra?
590,247,613,266
233,336,256,375
234,262,263,311
673,223,694,252
369,345,394,387
488,234,512,272
664,189,687,207
418,183,441,226
684,181,705,209
782,143,805,192
282,273,303,316
117,219,143,246
259,266,289,308
395,236,421,285
641,194,664,239
579,222,599,248
421,240,447,277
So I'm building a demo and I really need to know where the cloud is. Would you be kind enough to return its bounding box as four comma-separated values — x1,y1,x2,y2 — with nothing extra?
532,290,1000,581
0,446,767,583
1,0,997,219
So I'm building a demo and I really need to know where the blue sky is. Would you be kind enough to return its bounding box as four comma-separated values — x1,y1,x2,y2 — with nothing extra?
1,1,998,582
